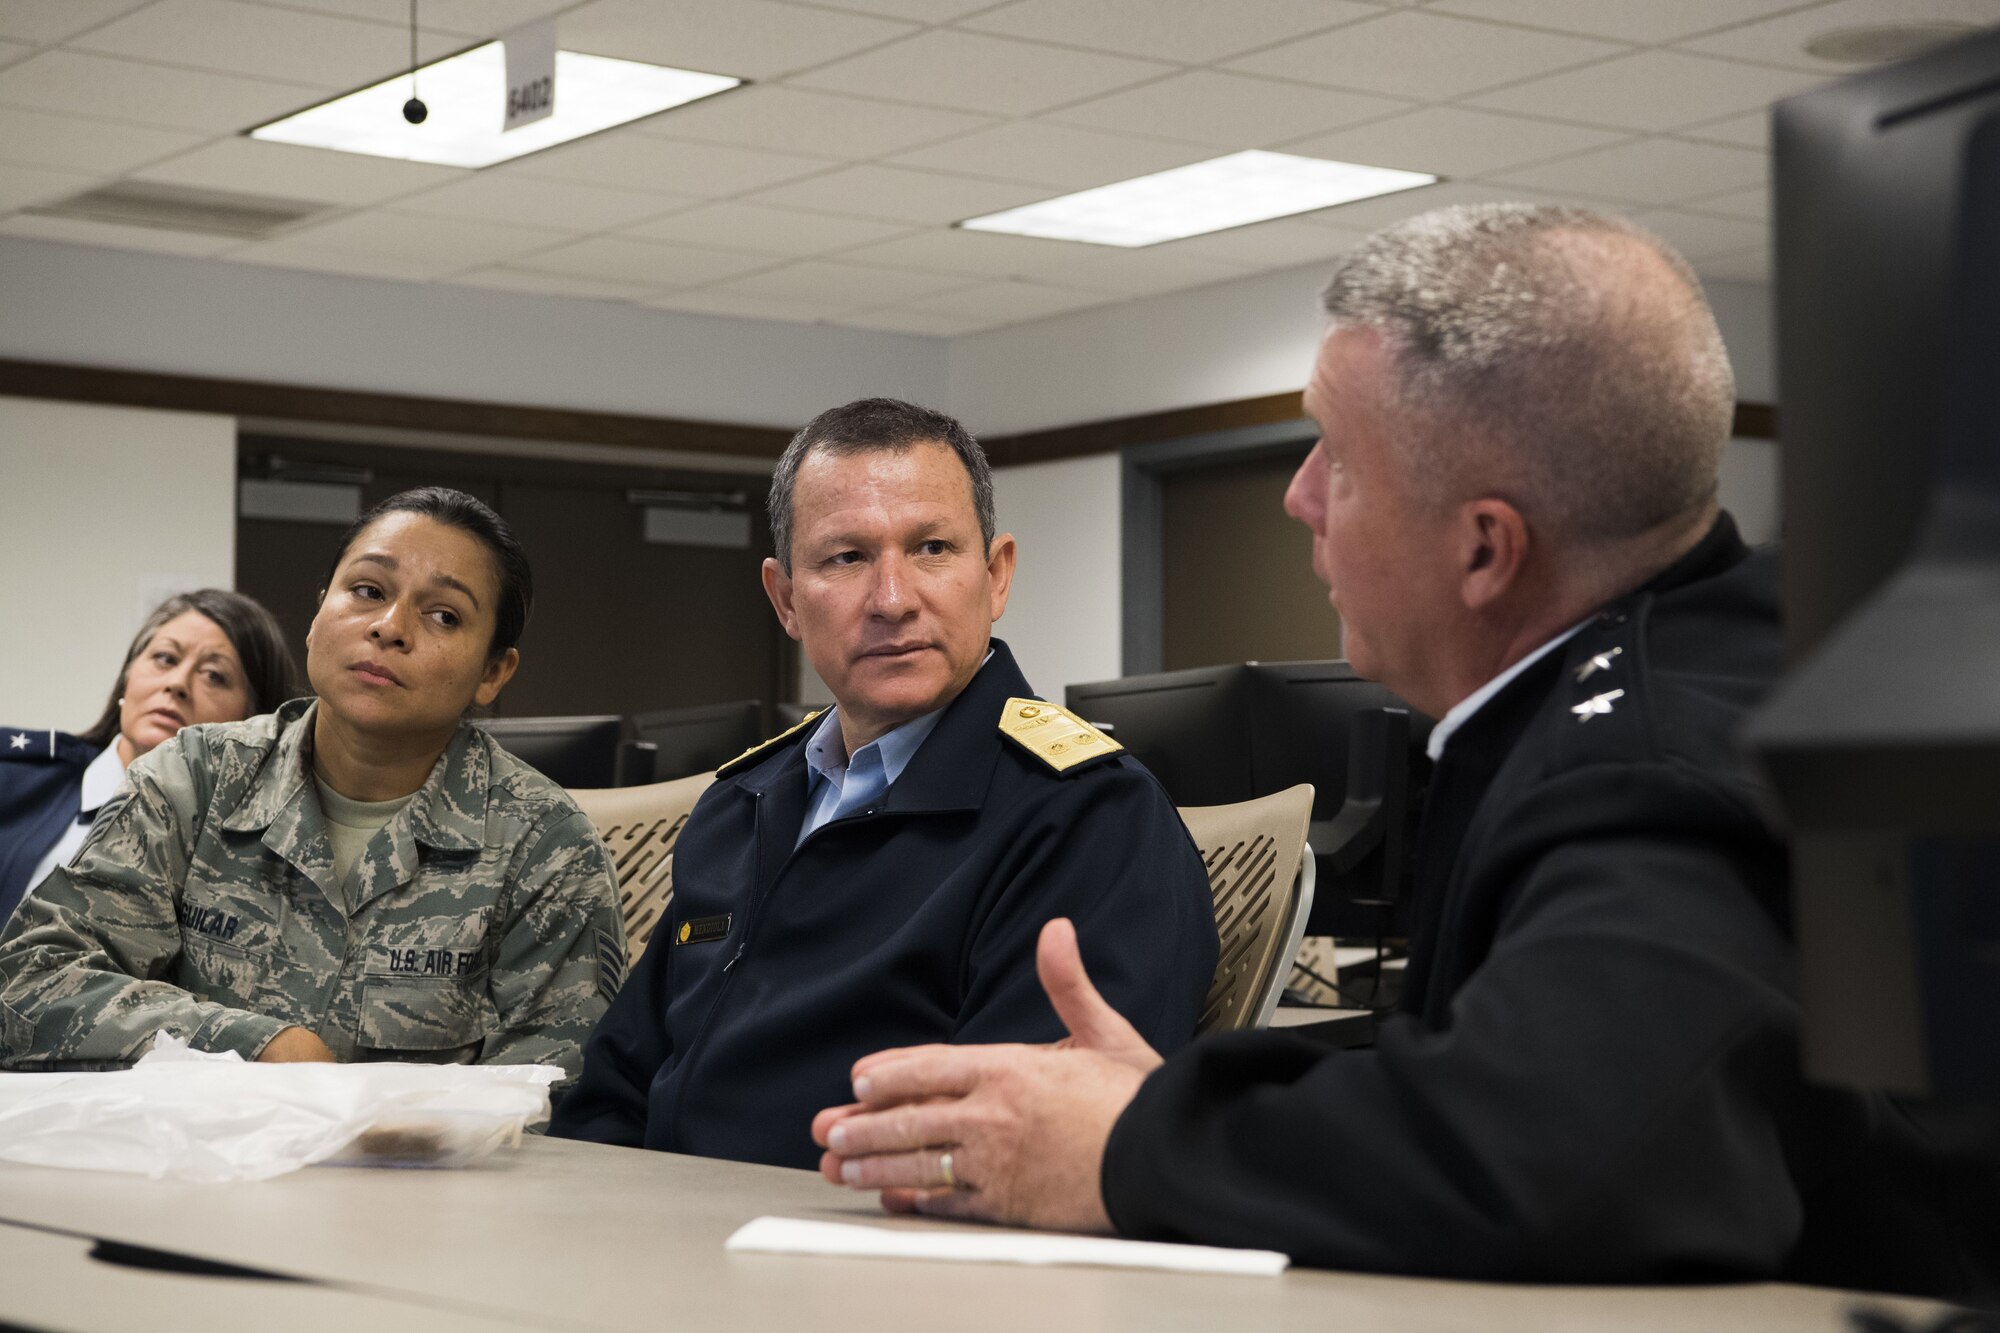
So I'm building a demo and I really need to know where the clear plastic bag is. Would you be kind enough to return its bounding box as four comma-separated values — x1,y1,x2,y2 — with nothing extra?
0,1033,563,1182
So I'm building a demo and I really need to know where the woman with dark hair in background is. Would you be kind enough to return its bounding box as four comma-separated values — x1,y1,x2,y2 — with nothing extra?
0,588,297,927
0,487,625,1083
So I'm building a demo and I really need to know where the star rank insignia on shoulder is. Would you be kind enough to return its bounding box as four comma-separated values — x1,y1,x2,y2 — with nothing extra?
997,698,1123,774
1571,689,1625,722
717,709,825,778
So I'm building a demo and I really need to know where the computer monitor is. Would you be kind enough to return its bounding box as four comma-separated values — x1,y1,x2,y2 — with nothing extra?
632,701,766,782
474,715,624,790
1067,662,1431,937
1065,665,1255,809
1746,27,2000,1097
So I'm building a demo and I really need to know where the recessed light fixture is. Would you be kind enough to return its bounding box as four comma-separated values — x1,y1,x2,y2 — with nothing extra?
250,44,741,169
959,151,1436,248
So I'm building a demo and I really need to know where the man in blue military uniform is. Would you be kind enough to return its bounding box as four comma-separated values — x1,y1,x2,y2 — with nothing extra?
552,397,1218,1168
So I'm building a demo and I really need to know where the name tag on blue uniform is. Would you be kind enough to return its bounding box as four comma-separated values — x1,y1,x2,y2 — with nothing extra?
675,914,731,946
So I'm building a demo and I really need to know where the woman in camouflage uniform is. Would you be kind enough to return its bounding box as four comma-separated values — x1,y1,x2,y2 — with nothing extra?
0,488,626,1085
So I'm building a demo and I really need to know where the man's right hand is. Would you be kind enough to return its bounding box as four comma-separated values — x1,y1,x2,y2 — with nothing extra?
257,1026,336,1063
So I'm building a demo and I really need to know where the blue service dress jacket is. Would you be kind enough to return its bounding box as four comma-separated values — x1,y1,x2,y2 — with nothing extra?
0,728,99,927
552,639,1220,1168
1099,514,2000,1301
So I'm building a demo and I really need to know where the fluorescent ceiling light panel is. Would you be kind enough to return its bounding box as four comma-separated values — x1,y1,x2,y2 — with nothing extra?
251,45,740,169
960,150,1436,247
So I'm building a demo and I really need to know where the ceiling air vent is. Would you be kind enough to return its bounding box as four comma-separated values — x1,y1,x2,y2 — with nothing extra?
26,180,333,239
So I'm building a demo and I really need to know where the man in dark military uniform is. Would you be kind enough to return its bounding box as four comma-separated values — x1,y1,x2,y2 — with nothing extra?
812,206,1999,1301
0,728,98,925
551,398,1217,1168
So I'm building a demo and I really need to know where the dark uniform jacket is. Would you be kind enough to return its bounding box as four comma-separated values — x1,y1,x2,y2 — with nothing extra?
0,728,99,928
1100,515,2000,1300
553,639,1219,1168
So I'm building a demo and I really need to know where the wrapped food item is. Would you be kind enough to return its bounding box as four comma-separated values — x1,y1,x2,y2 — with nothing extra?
0,1033,563,1181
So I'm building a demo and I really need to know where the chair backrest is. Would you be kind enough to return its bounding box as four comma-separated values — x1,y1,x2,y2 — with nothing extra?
567,771,717,961
1179,784,1316,1034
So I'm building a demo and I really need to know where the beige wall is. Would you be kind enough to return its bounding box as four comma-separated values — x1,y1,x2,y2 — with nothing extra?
0,395,236,730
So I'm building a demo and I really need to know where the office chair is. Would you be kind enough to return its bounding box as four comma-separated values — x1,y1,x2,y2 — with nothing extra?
567,771,717,961
1180,784,1316,1034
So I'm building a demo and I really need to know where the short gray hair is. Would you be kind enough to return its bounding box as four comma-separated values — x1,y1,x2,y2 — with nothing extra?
1321,203,1734,545
767,397,996,571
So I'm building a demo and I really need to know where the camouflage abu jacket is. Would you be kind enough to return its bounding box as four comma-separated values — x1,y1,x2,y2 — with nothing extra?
0,698,626,1082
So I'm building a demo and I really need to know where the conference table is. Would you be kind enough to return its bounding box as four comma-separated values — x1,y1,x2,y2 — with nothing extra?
0,1136,1955,1332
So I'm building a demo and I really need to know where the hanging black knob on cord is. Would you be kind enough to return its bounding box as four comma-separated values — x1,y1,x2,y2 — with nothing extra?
402,0,427,124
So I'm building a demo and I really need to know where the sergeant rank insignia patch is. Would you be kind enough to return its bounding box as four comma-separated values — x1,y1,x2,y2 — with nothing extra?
997,698,1122,773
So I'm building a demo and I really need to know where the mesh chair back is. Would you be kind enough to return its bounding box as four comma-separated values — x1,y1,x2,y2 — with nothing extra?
568,771,716,961
1180,784,1316,1034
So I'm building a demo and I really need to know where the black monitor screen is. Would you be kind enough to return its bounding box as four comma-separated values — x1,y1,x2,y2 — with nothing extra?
1064,665,1254,809
475,715,623,790
1246,662,1430,825
633,701,765,781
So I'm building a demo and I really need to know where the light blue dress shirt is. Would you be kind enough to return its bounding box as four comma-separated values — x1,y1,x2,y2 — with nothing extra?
796,704,946,847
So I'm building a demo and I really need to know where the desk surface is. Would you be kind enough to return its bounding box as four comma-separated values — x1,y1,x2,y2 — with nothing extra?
0,1139,1947,1333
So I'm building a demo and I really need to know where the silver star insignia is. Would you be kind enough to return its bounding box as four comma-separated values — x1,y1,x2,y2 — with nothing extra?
7,733,28,751
1571,689,1625,722
1574,647,1623,682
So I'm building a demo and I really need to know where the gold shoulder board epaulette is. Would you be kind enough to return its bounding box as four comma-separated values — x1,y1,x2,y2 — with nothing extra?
997,698,1123,774
717,709,825,778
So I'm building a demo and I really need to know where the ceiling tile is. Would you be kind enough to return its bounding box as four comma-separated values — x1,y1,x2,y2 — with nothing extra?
448,267,649,301
0,39,33,69
256,0,577,38
1675,111,1771,151
1629,207,1768,260
512,135,837,197
0,211,241,256
395,172,695,231
1687,184,1769,220
886,121,1212,189
1468,50,1826,132
746,164,1051,225
1223,11,1624,101
225,241,459,281
512,235,778,286
960,0,1376,65
1023,246,1255,295
835,227,1093,277
1678,0,2000,74
1047,70,1407,148
0,160,100,212
897,278,1114,321
136,138,463,205
834,307,987,335
1152,218,1369,268
705,259,972,305
281,210,573,267
1695,245,1770,285
790,30,1173,116
645,289,847,324
0,107,205,174
0,0,151,45
0,51,320,133
1492,138,1766,206
1279,106,1627,178
633,86,994,159
74,0,462,90
810,0,1010,17
559,0,917,80
1426,0,1815,45
622,202,910,256
1293,177,1582,230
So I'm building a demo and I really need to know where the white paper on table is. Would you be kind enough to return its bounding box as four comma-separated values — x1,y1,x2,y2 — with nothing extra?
725,1216,1290,1276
